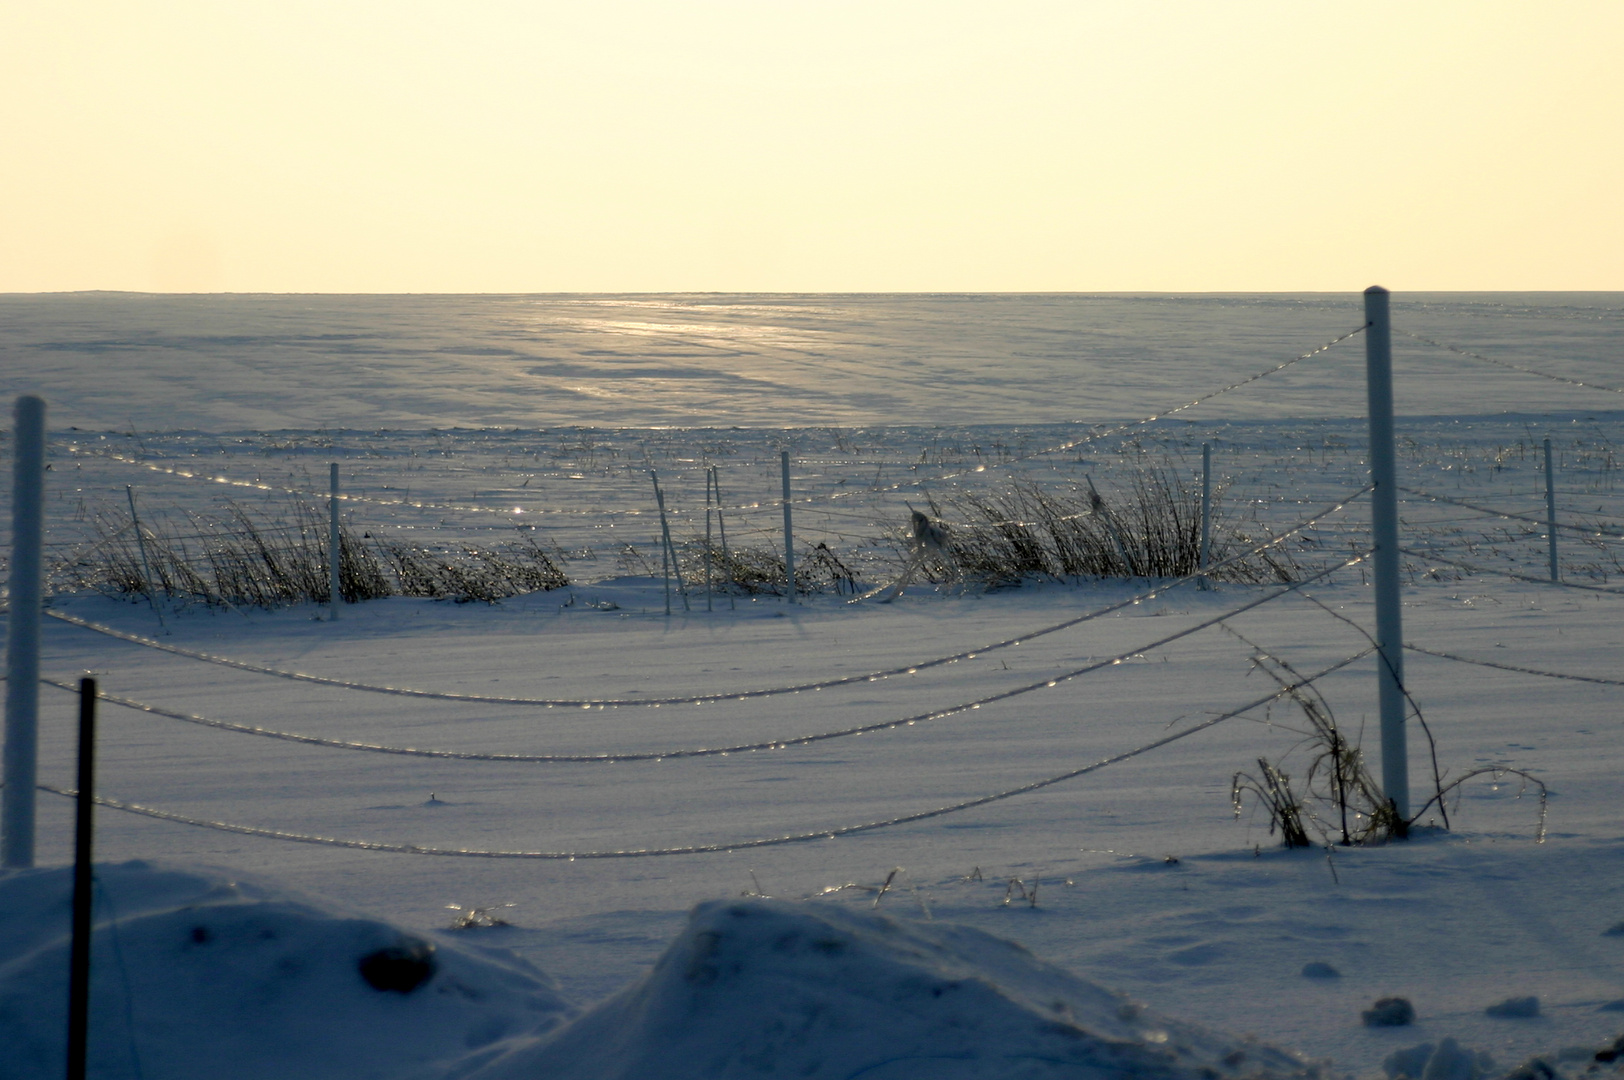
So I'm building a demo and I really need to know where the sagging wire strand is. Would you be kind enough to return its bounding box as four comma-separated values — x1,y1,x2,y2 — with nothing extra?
1399,486,1624,540
1402,332,1624,397
63,326,1367,521
35,553,1370,763
1403,644,1624,687
34,650,1373,859
1399,547,1624,596
43,486,1373,709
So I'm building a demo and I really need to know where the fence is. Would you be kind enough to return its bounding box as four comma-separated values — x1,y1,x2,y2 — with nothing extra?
4,290,1622,868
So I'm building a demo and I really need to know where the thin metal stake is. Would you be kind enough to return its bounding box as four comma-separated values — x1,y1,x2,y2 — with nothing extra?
704,465,714,612
781,451,795,603
1199,443,1212,590
67,677,98,1080
1365,285,1409,829
1544,438,1559,582
329,463,341,619
651,471,688,613
652,471,671,616
125,486,164,631
712,467,736,610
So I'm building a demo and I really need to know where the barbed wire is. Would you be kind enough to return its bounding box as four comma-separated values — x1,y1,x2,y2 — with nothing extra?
1402,332,1624,396
42,486,1371,709
1399,485,1623,539
62,326,1366,521
1398,547,1624,596
1403,644,1624,687
37,556,1366,763
33,649,1371,859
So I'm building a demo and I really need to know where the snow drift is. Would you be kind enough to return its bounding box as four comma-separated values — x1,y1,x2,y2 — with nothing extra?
447,896,1326,1080
0,861,572,1080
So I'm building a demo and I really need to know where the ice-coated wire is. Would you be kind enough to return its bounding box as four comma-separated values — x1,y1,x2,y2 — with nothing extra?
1398,547,1624,596
64,326,1366,520
1403,644,1624,687
1402,332,1624,396
37,555,1366,762
1399,486,1623,540
43,485,1371,709
34,649,1373,859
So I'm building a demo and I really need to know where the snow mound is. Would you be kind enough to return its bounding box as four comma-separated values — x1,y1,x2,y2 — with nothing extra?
0,860,571,1080
449,897,1327,1080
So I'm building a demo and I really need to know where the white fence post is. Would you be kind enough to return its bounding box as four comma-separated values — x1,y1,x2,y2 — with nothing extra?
329,463,341,619
4,395,46,868
781,450,795,603
1364,286,1410,829
1544,438,1559,582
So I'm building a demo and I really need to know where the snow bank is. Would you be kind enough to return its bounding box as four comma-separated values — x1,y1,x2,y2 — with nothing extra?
448,897,1327,1080
0,860,571,1080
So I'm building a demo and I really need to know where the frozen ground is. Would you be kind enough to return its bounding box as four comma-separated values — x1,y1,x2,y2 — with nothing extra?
2,293,1623,1078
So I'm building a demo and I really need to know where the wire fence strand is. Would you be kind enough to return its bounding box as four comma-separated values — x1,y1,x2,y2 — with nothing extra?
34,650,1372,859
37,554,1367,762
1399,547,1624,595
1400,486,1624,539
1403,332,1624,397
1403,644,1624,687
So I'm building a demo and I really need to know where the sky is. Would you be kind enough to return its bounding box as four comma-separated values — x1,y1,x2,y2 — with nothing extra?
2,2,1620,294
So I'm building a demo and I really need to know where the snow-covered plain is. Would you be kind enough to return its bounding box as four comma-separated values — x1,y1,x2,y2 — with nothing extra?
3,293,1623,1079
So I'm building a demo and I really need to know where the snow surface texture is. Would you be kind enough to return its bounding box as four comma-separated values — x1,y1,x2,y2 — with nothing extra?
445,897,1321,1080
0,861,571,1080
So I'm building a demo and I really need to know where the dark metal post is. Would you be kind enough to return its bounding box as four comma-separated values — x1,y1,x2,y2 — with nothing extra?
67,677,98,1080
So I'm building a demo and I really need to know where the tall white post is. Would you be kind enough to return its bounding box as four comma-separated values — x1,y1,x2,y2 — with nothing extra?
781,451,795,603
329,463,341,619
1365,286,1409,829
1198,442,1212,590
1544,438,1559,582
4,395,46,868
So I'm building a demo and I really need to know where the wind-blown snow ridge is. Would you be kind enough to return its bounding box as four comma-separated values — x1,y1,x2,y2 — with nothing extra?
446,897,1328,1080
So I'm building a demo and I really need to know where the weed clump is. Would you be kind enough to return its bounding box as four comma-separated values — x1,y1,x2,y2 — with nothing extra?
64,500,568,609
897,468,1298,589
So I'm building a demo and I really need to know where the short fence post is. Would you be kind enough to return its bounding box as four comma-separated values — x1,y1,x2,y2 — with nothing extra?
3,395,45,869
1198,443,1212,590
704,465,714,612
1365,286,1410,829
781,451,795,603
1544,438,1559,582
329,463,341,619
67,677,98,1080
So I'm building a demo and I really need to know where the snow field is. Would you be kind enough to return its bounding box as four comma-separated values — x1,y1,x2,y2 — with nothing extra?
15,565,1624,1075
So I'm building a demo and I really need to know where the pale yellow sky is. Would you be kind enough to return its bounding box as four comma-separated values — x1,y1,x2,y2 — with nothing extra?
2,2,1619,293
